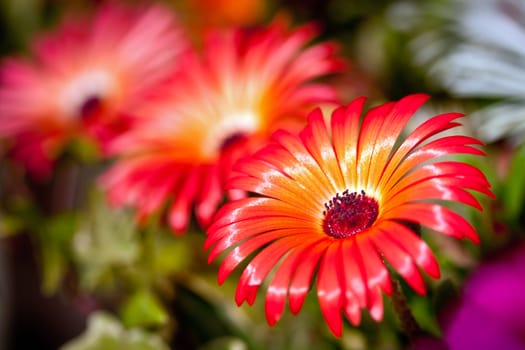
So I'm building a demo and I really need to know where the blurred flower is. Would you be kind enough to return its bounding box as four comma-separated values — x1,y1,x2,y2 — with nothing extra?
102,17,345,233
414,244,525,350
0,2,189,177
205,94,494,337
407,0,525,144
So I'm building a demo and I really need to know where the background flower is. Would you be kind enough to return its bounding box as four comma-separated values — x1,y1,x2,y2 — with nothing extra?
413,244,525,350
0,2,189,177
102,17,345,233
206,94,493,336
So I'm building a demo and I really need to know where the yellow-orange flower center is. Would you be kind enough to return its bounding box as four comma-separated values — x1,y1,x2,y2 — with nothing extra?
322,190,379,239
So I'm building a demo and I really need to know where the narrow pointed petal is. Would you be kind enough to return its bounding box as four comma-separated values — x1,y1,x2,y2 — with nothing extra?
168,167,201,233
317,242,344,337
379,113,465,188
383,221,440,278
371,231,426,295
288,241,330,314
385,203,480,243
300,108,345,190
331,98,365,189
236,236,304,306
341,240,368,308
368,286,384,321
217,229,303,284
265,242,316,326
357,237,392,295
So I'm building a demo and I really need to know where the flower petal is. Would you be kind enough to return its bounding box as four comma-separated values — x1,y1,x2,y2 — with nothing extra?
384,203,480,243
371,230,426,295
288,240,331,314
317,242,345,337
265,241,319,326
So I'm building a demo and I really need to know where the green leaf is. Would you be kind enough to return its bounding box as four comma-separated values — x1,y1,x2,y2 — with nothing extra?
152,232,191,276
0,195,43,236
39,212,77,295
0,213,25,237
66,136,101,163
409,297,442,337
503,143,525,224
40,243,66,295
60,311,170,350
72,190,140,290
120,289,168,329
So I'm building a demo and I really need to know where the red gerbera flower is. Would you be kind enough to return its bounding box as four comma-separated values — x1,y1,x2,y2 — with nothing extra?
102,18,344,233
205,94,494,337
0,2,188,177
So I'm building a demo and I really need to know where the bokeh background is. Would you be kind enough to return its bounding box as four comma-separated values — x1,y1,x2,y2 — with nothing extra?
1,0,524,349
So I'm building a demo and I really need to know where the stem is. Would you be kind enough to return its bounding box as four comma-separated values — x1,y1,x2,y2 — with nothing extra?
390,276,421,339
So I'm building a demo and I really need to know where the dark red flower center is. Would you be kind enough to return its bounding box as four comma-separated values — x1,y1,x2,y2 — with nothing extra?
322,190,379,239
79,95,102,119
220,132,246,151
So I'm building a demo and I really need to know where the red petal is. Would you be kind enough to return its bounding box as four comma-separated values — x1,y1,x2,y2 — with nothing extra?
371,231,426,295
317,242,344,337
300,108,344,190
208,218,317,263
265,241,318,326
168,166,201,233
288,240,330,314
207,197,317,241
341,239,367,308
368,285,384,321
266,130,336,197
385,161,494,199
382,221,440,278
195,163,223,228
229,167,327,215
378,112,465,189
384,179,484,211
388,136,485,185
331,98,365,189
384,203,480,244
236,236,306,306
338,241,362,325
346,239,384,320
217,229,301,284
356,101,395,190
359,94,429,189
357,237,392,295
136,169,181,221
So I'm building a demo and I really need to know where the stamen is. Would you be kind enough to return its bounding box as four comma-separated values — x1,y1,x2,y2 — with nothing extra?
79,95,102,119
220,132,245,151
323,190,379,239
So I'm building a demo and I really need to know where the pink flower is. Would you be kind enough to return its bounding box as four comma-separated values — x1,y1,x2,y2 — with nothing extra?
0,2,189,177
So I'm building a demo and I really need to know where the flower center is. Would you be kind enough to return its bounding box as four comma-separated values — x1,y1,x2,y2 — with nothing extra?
220,132,246,151
79,95,102,119
59,68,114,120
203,110,259,158
322,190,379,239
